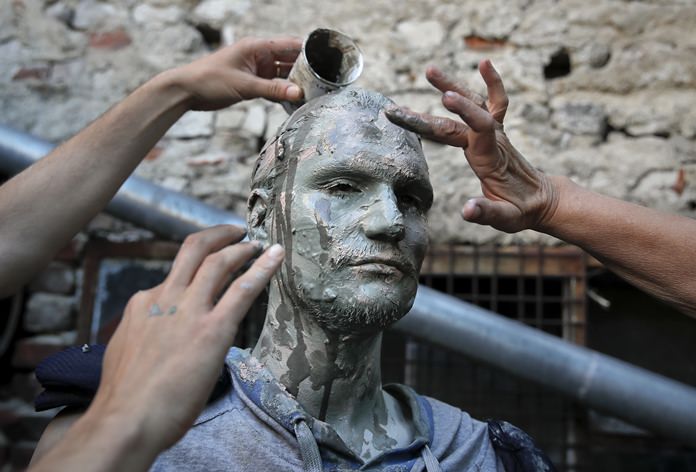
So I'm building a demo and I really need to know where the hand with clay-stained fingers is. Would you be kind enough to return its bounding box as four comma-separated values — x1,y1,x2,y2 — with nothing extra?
386,60,559,234
170,36,304,111
30,225,286,472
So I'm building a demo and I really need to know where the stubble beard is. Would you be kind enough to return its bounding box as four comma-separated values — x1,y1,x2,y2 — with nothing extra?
295,274,417,337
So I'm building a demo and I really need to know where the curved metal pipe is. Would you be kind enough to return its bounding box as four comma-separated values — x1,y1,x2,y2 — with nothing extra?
0,125,244,240
2,124,696,446
396,285,696,446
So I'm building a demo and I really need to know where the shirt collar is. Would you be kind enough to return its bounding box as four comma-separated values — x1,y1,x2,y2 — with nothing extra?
226,347,433,468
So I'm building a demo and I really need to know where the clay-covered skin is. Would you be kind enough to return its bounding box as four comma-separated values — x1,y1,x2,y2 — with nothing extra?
249,89,433,461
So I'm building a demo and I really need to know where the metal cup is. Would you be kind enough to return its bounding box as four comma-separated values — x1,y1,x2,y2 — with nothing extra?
282,28,363,114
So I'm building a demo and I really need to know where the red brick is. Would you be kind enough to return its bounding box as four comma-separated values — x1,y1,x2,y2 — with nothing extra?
11,374,43,405
89,28,132,50
464,35,507,50
0,403,21,428
0,400,55,442
55,238,84,262
144,146,164,161
672,168,686,195
12,67,51,81
11,335,73,370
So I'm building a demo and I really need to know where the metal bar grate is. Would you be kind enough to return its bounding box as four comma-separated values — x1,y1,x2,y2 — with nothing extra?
383,244,587,471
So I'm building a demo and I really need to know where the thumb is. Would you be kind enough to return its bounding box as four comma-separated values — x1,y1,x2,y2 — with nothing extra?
461,198,523,232
244,77,303,102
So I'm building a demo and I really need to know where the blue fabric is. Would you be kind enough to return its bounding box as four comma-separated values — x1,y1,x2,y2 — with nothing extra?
151,348,504,471
34,345,554,471
486,420,557,472
34,344,105,411
34,343,229,412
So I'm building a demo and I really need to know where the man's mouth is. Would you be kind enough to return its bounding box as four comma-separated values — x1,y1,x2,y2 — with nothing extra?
349,257,413,275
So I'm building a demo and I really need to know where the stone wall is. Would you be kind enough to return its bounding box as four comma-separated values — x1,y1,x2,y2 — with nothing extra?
1,1,696,467
3,0,695,245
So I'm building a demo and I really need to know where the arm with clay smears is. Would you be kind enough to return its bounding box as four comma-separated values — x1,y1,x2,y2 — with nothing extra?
0,36,302,299
386,61,696,319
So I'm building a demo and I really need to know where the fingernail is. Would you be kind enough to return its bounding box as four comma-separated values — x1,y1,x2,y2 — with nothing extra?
267,244,285,258
472,204,481,219
464,200,481,220
287,85,302,101
444,91,458,99
469,202,482,219
384,106,400,118
426,65,441,77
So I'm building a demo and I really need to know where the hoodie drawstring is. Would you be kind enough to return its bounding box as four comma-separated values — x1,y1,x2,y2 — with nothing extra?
421,444,443,472
294,419,322,472
294,418,442,472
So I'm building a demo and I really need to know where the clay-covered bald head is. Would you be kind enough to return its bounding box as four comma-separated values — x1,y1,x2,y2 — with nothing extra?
248,88,433,336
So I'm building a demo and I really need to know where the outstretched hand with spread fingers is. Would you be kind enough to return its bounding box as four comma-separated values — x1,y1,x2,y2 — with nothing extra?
386,60,559,233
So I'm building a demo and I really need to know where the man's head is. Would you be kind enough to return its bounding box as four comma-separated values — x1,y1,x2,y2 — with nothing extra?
247,88,433,336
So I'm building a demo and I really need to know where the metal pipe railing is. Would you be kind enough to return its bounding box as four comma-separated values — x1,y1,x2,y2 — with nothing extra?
0,125,244,241
2,124,696,446
396,285,696,446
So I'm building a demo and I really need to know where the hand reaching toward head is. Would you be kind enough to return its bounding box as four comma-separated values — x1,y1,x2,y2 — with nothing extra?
98,225,284,450
386,61,559,233
30,225,285,471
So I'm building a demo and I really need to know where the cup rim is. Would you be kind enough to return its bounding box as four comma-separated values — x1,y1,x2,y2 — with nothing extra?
301,28,364,87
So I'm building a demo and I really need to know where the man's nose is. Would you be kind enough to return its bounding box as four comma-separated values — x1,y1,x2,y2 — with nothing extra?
361,190,405,242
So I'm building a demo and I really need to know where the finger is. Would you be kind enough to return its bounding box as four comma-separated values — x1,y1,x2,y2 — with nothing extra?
237,36,301,80
385,106,469,148
442,91,498,135
263,36,303,63
167,225,247,288
462,198,520,229
213,244,285,329
188,242,263,304
243,76,303,102
273,61,295,79
426,66,486,109
442,92,502,167
479,59,509,123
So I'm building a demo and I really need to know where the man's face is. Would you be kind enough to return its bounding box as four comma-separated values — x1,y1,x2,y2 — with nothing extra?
273,106,433,335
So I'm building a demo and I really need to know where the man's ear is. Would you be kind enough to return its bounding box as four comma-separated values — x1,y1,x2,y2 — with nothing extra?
247,189,270,245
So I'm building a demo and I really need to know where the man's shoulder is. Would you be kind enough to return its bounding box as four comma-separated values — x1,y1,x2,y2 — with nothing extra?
420,394,556,472
419,394,496,464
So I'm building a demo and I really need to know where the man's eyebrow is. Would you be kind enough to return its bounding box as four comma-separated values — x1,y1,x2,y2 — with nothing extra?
311,157,428,186
310,158,382,180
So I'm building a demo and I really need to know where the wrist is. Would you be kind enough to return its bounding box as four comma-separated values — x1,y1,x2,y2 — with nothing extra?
533,174,573,236
69,399,162,469
145,67,195,115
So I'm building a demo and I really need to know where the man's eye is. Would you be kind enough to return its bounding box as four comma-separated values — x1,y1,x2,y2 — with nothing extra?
325,182,359,195
398,193,422,210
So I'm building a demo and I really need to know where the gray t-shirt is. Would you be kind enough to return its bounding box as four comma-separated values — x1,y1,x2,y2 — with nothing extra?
150,348,504,472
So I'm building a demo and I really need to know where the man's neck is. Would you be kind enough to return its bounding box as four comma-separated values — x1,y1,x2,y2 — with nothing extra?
251,282,413,460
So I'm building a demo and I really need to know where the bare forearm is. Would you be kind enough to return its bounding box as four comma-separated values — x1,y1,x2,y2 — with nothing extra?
31,409,159,472
0,70,190,297
540,176,696,317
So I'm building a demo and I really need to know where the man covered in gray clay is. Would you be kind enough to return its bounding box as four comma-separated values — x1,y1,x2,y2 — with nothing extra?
147,88,551,471
34,87,553,471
